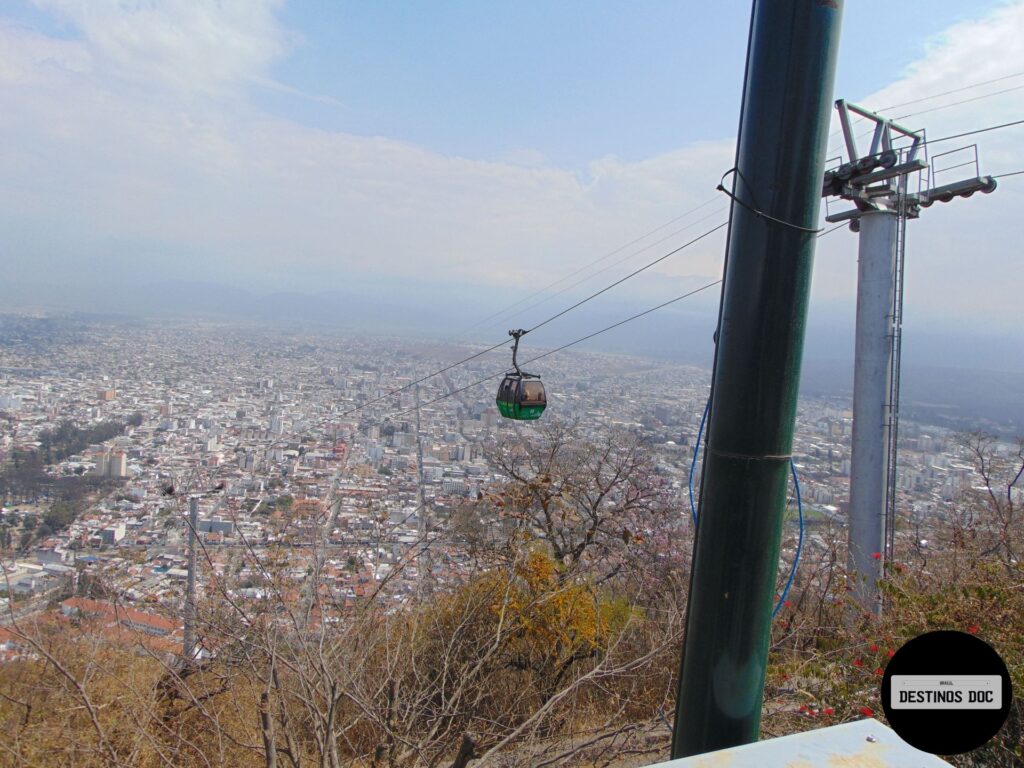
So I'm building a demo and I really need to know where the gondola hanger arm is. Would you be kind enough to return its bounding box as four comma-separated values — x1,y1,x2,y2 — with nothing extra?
508,329,526,376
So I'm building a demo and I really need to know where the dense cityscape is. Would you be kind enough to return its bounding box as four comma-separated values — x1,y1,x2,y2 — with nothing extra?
3,0,1023,762
1,314,1012,660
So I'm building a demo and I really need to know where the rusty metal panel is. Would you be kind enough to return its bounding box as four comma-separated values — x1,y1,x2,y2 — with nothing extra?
649,719,950,767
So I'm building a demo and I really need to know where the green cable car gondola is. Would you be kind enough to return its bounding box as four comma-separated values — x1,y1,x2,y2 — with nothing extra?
496,329,546,420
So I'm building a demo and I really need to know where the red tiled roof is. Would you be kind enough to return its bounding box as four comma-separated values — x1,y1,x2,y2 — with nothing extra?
62,597,179,634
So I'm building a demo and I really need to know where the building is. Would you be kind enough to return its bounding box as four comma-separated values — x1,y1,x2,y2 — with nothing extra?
482,408,498,428
100,523,126,545
0,627,31,663
34,546,67,565
91,449,128,478
109,451,128,478
442,478,467,495
198,518,235,537
12,573,61,596
92,451,109,477
61,597,179,638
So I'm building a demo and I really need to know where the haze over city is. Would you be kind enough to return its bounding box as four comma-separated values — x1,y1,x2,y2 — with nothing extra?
1,3,1023,765
2,1,1023,366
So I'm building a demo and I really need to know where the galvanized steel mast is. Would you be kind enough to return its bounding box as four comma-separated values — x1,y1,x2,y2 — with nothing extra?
823,100,997,614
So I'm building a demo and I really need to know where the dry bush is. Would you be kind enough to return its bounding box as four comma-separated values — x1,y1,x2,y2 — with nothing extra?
2,429,1019,767
761,434,1024,766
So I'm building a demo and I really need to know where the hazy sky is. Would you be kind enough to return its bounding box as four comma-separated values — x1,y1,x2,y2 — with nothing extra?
1,1,1022,344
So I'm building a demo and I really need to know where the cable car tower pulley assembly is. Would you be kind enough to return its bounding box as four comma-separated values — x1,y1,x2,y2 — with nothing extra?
824,98,997,615
495,329,546,420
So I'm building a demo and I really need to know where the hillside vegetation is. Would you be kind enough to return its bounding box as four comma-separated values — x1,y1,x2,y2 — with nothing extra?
0,425,1020,767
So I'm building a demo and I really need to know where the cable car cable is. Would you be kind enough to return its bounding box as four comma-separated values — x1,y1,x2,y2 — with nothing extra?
816,223,847,239
892,83,1024,122
493,215,725,420
482,206,728,335
874,70,1024,114
339,337,513,418
352,147,860,423
344,115,1017,422
340,220,728,418
925,118,1024,147
392,279,723,419
521,222,727,337
454,195,722,339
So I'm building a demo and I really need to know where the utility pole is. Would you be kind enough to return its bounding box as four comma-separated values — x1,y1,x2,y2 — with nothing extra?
823,101,997,614
183,494,198,661
414,384,430,595
672,0,843,757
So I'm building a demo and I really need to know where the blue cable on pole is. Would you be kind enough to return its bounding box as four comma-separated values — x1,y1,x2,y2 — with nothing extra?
688,398,710,527
772,458,804,619
688,398,804,618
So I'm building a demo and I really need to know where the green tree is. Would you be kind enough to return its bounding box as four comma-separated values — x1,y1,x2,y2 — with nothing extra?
44,500,75,531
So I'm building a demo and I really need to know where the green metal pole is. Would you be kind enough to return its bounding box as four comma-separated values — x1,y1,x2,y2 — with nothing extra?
671,0,843,758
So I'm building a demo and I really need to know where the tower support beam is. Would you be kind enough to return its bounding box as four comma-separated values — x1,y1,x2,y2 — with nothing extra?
847,209,898,613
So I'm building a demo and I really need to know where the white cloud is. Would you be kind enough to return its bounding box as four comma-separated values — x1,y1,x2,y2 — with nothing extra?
813,1,1024,332
0,22,90,83
0,2,732,297
0,0,1021,336
32,0,289,95
864,3,1024,130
